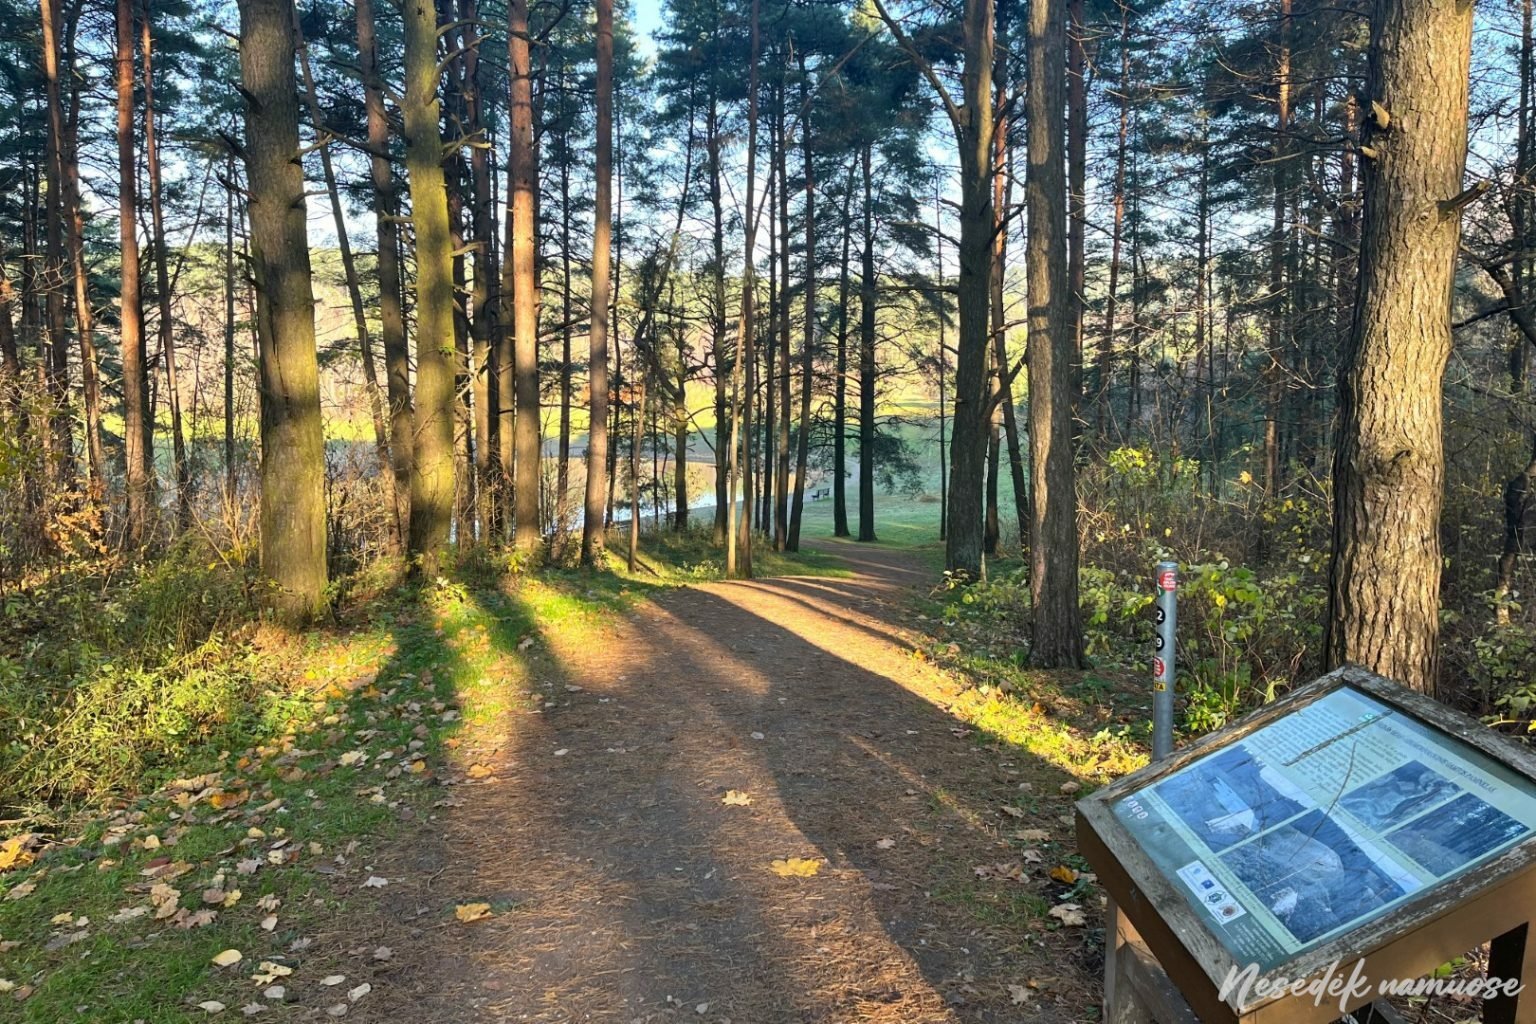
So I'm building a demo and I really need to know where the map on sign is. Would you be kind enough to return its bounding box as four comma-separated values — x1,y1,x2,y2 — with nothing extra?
1113,687,1536,970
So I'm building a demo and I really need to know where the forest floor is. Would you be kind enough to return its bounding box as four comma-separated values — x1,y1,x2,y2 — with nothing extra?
330,540,1103,1024
0,534,1122,1023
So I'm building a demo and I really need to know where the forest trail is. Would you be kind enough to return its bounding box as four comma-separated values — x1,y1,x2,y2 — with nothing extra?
329,541,1100,1024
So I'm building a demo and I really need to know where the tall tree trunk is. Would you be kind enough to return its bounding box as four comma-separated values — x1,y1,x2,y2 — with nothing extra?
1026,0,1083,667
762,145,777,535
1264,0,1293,498
116,0,152,543
403,0,457,567
775,76,791,551
464,0,498,542
629,367,646,571
508,0,541,549
1098,1,1130,442
833,168,853,539
296,10,389,490
788,61,814,552
238,0,328,621
858,142,878,543
708,92,730,543
1324,0,1473,694
726,0,759,579
357,0,411,550
57,3,103,497
223,154,237,502
989,48,1026,553
946,0,995,578
936,184,948,542
142,3,189,530
1067,0,1087,426
558,95,574,516
582,0,613,565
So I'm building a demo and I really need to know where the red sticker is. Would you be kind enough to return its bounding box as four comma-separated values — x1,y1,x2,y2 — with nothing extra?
1152,656,1166,678
1158,569,1178,592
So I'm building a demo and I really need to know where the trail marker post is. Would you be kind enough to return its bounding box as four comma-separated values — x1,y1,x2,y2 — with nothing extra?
1153,560,1177,762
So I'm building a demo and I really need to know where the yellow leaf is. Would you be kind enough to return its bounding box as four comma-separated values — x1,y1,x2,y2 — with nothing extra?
211,948,243,967
0,835,36,873
455,902,493,923
769,857,822,878
721,790,752,806
1049,865,1078,885
466,764,494,779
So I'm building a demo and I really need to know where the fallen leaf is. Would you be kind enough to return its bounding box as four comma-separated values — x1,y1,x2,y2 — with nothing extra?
1059,781,1082,795
0,835,37,873
1049,865,1079,885
4,881,35,901
999,805,1025,819
260,915,278,932
769,857,821,878
199,1000,227,1013
212,949,243,968
455,902,493,923
1049,902,1087,927
1014,828,1050,842
251,962,292,986
1009,983,1033,1005
721,790,752,806
973,862,1026,882
875,838,896,850
362,876,388,888
348,983,370,1002
320,976,346,987
466,764,494,779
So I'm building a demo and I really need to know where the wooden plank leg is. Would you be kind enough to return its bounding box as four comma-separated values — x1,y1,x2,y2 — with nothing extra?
1486,922,1536,1024
1105,899,1155,1024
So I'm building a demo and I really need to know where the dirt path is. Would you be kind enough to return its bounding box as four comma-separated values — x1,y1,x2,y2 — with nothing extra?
342,542,1100,1023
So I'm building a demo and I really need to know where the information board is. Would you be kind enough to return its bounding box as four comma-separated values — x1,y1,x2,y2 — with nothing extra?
1112,686,1536,970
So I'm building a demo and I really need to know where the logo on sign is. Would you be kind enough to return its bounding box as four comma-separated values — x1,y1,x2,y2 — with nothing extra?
1158,568,1177,592
1152,656,1165,678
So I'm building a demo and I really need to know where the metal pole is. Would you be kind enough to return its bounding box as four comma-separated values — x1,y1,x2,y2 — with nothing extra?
1153,560,1177,761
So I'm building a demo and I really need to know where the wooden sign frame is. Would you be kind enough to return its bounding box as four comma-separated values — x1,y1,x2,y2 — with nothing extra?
1076,665,1536,1024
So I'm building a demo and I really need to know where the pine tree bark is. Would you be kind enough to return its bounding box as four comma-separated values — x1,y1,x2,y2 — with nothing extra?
708,91,730,543
115,0,152,542
508,0,541,550
238,0,328,622
142,4,190,530
857,142,878,544
726,0,760,579
1325,0,1474,694
356,0,412,549
788,61,815,552
582,0,613,565
54,0,103,496
463,0,498,541
295,12,389,491
775,78,791,550
1026,0,1084,667
1098,2,1130,440
402,0,458,567
833,169,853,538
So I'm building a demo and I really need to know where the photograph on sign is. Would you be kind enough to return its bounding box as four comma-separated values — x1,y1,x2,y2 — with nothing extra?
1111,687,1536,970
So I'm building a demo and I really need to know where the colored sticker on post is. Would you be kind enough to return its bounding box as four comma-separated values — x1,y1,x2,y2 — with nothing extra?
1158,568,1178,592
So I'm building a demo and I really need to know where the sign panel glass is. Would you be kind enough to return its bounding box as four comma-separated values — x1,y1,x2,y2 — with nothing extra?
1112,687,1536,970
